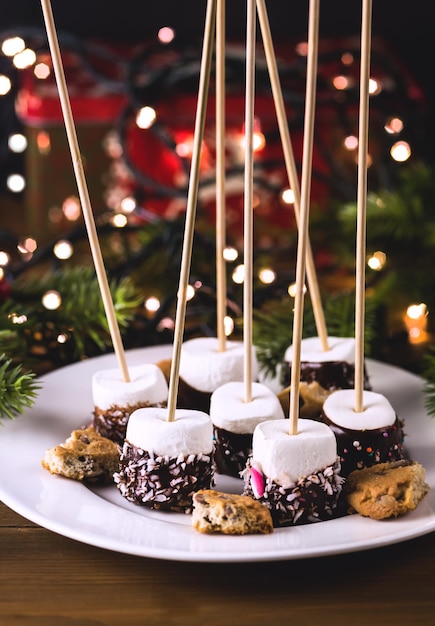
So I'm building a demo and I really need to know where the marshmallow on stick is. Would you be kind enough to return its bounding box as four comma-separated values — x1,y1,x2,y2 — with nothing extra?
165,0,216,423
282,336,372,401
116,0,218,513
115,407,214,512
208,0,283,478
242,418,344,526
320,389,405,477
287,0,319,434
92,364,169,445
318,0,405,477
180,337,257,392
243,1,345,526
210,381,284,477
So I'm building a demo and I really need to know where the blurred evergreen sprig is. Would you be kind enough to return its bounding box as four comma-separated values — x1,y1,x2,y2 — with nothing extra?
253,291,377,378
0,353,40,420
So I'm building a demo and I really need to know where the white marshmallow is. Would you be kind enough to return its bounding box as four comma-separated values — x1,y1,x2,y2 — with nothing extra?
284,336,355,364
125,406,213,457
210,381,284,434
92,364,168,411
252,419,337,487
179,337,258,393
322,389,396,431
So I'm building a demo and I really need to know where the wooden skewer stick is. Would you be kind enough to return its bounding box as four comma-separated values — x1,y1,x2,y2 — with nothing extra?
354,0,373,413
288,0,320,435
256,0,329,353
39,0,130,382
215,0,227,352
243,0,257,404
166,0,217,421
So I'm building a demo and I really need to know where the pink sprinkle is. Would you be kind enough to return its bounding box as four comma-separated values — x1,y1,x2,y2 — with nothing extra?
250,464,265,499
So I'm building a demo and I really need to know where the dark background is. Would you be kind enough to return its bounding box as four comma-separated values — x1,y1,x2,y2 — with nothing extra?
0,1,431,77
2,1,433,142
1,1,432,143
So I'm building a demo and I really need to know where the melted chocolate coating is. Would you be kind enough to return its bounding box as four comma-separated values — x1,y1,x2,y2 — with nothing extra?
318,412,406,477
282,360,371,391
213,426,253,478
115,442,214,512
93,401,166,445
243,457,344,527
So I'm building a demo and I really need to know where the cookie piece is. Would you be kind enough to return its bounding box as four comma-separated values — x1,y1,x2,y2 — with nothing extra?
344,459,430,520
277,381,331,418
156,358,211,413
192,489,273,534
41,426,120,482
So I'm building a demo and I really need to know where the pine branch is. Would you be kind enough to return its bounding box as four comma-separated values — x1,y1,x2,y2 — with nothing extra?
3,266,143,365
0,354,40,421
253,292,377,377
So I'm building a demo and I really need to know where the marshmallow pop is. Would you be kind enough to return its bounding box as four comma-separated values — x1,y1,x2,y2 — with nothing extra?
92,364,169,445
115,407,214,512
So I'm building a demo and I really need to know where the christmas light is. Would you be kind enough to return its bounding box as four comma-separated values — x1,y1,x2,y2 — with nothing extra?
136,106,157,129
384,117,404,135
186,284,196,301
258,268,276,284
405,303,428,344
223,246,238,261
13,48,36,69
62,197,81,221
6,174,25,193
224,315,234,336
8,134,27,153
9,313,27,324
120,196,136,213
157,317,175,331
53,240,74,260
390,141,411,162
369,78,381,95
112,213,128,228
1,37,25,57
34,62,51,80
367,250,386,271
344,135,358,150
281,188,295,204
158,27,175,44
295,41,308,56
17,237,37,256
288,282,306,298
145,296,161,312
42,290,62,310
0,252,10,266
232,264,245,284
176,137,194,158
333,75,352,90
239,128,266,153
36,131,51,154
0,75,12,96
341,52,354,65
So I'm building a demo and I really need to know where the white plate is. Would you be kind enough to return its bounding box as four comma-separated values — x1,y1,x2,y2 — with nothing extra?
0,345,434,562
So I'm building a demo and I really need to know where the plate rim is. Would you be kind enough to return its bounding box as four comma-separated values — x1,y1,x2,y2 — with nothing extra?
1,345,434,563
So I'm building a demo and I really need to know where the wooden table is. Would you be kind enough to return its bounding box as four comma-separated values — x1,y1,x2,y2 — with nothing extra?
1,501,435,625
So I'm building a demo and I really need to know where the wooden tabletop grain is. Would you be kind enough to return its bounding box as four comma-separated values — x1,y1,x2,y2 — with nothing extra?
1,501,435,626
